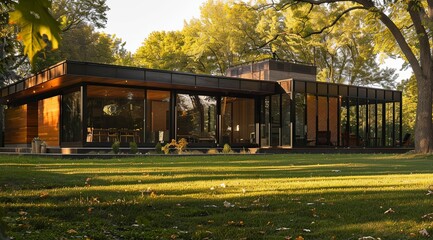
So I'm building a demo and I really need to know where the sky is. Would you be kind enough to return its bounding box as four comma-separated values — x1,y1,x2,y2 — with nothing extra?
101,0,412,81
102,0,208,53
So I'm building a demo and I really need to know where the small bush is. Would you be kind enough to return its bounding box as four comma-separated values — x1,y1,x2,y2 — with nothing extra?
176,138,188,154
162,143,171,154
130,142,138,154
240,147,250,154
155,142,163,154
161,139,189,154
207,148,219,154
222,143,233,154
112,141,120,154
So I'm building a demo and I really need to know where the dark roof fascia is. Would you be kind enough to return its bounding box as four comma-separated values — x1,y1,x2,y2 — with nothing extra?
0,60,277,102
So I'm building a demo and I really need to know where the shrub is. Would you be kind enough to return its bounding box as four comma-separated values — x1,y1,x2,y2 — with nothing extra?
111,141,120,154
176,138,188,154
222,143,233,154
129,142,138,154
162,143,171,154
155,142,163,154
240,147,250,154
207,148,219,154
161,139,189,154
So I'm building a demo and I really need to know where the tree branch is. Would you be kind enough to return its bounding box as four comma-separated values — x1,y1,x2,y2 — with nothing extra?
299,6,365,38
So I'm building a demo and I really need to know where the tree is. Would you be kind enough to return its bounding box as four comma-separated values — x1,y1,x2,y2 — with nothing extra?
32,22,130,71
268,0,432,153
133,31,191,71
1,0,61,84
32,0,112,72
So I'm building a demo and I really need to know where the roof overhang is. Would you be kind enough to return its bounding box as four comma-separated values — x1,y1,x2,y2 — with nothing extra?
1,61,278,104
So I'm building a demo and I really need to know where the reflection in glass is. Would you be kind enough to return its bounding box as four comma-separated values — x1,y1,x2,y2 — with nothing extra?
271,94,281,146
281,93,291,146
62,91,82,142
385,102,394,146
221,97,255,144
260,96,270,147
377,102,383,147
329,97,338,145
294,93,306,146
176,94,216,144
86,86,144,143
146,90,170,143
306,94,316,145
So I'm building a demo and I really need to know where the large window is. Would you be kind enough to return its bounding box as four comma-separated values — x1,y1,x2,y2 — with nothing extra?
176,94,216,144
281,93,291,146
86,86,144,144
146,90,170,143
62,90,81,143
221,97,255,145
294,93,306,146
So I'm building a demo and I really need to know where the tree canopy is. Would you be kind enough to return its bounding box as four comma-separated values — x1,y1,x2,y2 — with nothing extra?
266,0,431,153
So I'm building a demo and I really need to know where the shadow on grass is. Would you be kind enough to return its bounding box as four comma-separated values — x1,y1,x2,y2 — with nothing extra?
0,154,432,239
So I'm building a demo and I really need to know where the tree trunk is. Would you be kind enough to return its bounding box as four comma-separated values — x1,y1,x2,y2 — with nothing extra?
414,69,433,153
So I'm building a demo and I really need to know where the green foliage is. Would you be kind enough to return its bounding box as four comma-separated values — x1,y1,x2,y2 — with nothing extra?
155,142,163,154
222,143,233,154
1,154,433,239
8,0,61,63
0,208,7,240
129,142,138,154
161,139,189,154
32,22,129,72
111,141,120,154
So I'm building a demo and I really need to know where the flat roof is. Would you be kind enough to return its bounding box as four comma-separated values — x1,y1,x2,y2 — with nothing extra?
0,60,402,104
0,61,277,104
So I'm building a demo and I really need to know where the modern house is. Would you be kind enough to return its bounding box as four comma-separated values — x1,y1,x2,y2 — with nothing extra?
0,59,403,151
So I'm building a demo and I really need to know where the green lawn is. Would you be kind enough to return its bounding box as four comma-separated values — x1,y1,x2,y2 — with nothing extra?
0,154,433,239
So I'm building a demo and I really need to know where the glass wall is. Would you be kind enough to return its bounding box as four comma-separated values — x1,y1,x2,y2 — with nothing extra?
260,96,270,147
176,94,217,144
146,90,170,143
281,93,291,146
306,94,316,146
271,94,281,146
86,85,145,144
294,93,306,146
62,90,82,143
291,80,402,148
221,97,255,145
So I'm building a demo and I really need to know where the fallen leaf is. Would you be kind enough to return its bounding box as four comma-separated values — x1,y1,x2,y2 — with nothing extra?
296,236,304,240
421,213,433,219
39,192,49,198
204,205,218,208
18,211,28,216
224,201,234,208
384,208,395,214
67,229,78,234
358,237,380,240
284,236,292,240
419,229,430,237
276,227,290,231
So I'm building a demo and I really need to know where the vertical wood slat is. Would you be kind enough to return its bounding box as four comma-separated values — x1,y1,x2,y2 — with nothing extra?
38,96,60,147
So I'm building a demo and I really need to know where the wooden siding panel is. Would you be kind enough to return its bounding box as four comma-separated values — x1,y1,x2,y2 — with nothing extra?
27,102,38,142
38,96,60,147
5,104,29,145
